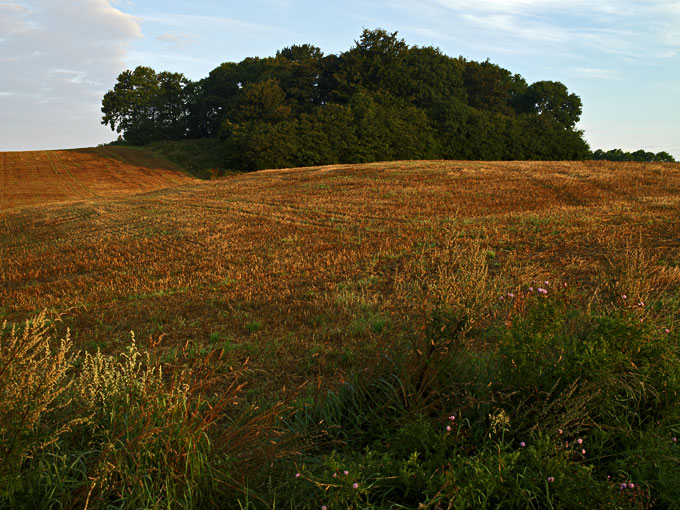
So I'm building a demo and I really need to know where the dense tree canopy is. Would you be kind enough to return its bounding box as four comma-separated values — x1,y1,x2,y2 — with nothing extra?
592,148,676,163
102,29,600,170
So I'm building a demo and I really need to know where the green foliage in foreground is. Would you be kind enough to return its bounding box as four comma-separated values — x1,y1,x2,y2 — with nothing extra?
2,289,679,509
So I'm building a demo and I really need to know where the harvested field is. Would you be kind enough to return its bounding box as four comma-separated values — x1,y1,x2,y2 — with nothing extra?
2,158,679,390
0,147,196,211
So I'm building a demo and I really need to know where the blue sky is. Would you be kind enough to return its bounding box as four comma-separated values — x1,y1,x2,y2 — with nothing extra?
1,0,678,158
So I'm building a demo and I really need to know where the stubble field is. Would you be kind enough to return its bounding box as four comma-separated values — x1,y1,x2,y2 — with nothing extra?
0,147,195,211
2,156,680,508
2,159,679,383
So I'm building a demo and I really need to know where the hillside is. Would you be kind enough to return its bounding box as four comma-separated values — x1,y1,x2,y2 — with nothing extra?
2,159,678,363
2,158,680,508
0,146,196,211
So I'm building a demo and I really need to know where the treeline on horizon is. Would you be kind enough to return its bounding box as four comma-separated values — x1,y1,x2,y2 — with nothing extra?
100,29,674,171
592,148,675,163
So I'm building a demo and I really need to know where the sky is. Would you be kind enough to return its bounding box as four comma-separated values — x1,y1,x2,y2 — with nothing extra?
1,0,679,158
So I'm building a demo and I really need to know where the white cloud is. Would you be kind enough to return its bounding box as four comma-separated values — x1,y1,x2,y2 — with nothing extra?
156,31,200,48
422,0,680,59
569,67,620,80
0,0,141,150
139,13,294,37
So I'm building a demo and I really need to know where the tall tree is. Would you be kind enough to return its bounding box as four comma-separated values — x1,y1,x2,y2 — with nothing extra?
332,29,409,101
275,44,324,114
519,81,582,128
101,66,190,144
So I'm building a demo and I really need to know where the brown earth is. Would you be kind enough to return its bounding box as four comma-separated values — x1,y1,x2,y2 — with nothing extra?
0,147,196,211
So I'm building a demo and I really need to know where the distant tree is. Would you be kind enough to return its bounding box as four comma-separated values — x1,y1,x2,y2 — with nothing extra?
653,151,676,162
518,81,582,128
101,66,191,144
429,98,470,159
223,120,298,171
462,60,517,115
332,28,409,101
400,46,466,110
233,79,292,124
593,148,676,162
309,103,358,163
275,44,325,114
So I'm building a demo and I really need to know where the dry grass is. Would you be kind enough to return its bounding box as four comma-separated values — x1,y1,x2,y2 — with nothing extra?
1,158,679,392
0,313,86,497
